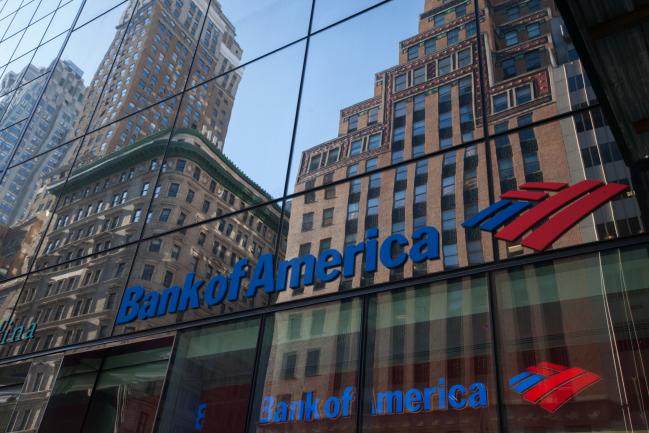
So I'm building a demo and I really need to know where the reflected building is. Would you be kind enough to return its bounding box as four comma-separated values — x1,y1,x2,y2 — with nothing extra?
8,129,283,357
284,0,644,299
0,60,85,227
73,0,243,164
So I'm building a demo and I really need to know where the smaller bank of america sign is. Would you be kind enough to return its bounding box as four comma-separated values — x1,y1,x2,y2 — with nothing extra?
462,180,629,251
509,362,601,412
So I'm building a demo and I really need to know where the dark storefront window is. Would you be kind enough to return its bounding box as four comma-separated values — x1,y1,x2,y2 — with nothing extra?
156,319,260,433
363,276,499,433
250,300,362,433
39,339,172,433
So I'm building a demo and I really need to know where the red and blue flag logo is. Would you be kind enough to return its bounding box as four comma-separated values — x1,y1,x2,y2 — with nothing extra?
509,362,601,412
462,180,629,251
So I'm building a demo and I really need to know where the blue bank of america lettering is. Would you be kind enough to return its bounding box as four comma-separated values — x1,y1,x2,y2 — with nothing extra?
115,227,439,324
259,381,488,424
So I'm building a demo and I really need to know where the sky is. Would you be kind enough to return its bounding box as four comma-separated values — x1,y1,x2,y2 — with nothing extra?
0,0,426,198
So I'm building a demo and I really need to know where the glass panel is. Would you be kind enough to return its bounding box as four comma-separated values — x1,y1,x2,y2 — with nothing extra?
2,354,61,433
312,0,385,31
0,140,81,282
0,361,29,431
112,201,284,335
291,0,482,193
155,318,260,433
485,115,645,261
11,242,137,355
249,299,362,433
281,147,492,302
363,276,499,433
494,251,647,433
30,99,180,258
0,278,24,340
38,338,172,433
196,0,310,72
141,41,303,238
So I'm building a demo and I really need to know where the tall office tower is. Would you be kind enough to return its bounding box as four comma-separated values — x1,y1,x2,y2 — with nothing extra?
284,0,644,300
74,0,242,164
0,60,85,227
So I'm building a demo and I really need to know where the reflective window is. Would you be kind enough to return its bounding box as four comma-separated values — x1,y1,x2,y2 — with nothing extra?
363,276,498,433
249,300,362,433
156,319,260,433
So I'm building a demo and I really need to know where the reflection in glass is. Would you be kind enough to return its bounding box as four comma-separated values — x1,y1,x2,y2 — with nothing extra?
250,300,362,433
495,249,649,433
363,277,498,433
0,362,28,431
156,318,260,433
39,338,172,433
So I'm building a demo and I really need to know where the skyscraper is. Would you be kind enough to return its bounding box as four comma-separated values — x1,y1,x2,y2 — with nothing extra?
73,0,243,164
283,0,644,299
0,60,85,226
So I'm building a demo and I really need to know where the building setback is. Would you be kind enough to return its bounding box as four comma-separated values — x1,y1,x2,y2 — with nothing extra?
283,0,643,299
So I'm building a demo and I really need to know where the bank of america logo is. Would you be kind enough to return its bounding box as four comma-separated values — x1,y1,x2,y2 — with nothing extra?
509,362,601,412
462,180,629,251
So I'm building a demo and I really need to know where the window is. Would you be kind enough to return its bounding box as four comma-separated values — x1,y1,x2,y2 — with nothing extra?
466,21,476,37
322,208,334,226
458,48,471,68
515,85,532,105
326,148,339,165
506,6,519,20
131,209,142,223
171,245,181,259
438,56,452,75
350,140,363,156
304,179,315,203
176,159,186,172
394,74,407,92
568,74,585,92
424,38,436,54
348,114,358,132
493,93,508,112
305,349,321,377
447,28,459,45
185,189,195,203
163,271,173,286
413,66,426,85
281,352,297,379
141,264,154,280
527,22,541,38
168,183,179,197
141,182,150,196
455,4,466,17
502,58,516,78
525,50,541,71
154,319,259,433
302,212,314,231
177,212,186,226
159,208,171,222
433,13,444,27
149,239,161,252
407,45,418,61
368,133,381,150
505,31,518,47
368,107,378,124
308,154,321,172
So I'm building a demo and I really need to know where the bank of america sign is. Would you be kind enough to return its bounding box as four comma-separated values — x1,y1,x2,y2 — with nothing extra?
462,180,628,251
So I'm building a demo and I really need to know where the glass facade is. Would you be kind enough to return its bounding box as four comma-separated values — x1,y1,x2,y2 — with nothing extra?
0,0,645,432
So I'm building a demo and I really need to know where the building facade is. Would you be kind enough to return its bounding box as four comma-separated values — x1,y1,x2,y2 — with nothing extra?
0,0,645,433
